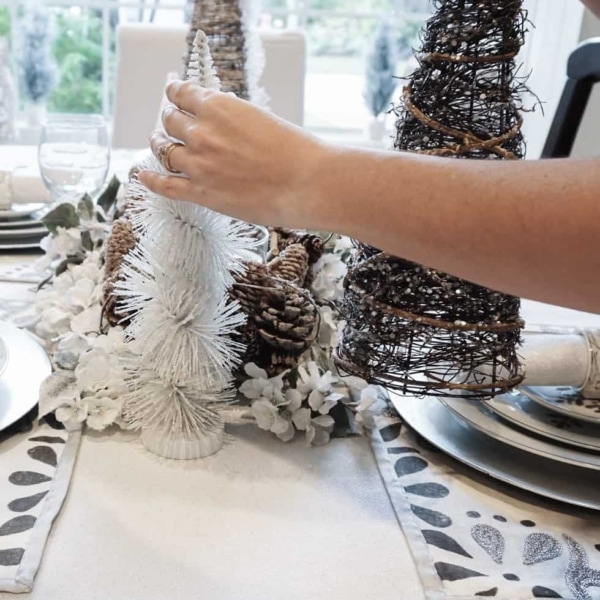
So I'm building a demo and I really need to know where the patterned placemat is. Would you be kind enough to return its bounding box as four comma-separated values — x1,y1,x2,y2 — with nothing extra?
371,415,600,600
0,409,81,593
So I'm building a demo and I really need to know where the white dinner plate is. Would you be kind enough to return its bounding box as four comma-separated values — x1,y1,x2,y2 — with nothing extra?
439,394,600,470
0,203,46,220
521,386,600,425
0,218,44,230
0,322,51,431
390,392,600,510
485,390,600,451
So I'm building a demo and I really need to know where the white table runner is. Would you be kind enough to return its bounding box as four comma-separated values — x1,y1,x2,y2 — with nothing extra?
0,414,81,593
372,414,600,600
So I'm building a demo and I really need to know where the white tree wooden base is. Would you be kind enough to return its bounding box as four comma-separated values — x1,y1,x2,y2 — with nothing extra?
141,424,225,459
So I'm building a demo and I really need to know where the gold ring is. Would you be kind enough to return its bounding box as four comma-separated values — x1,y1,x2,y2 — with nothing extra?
157,141,184,174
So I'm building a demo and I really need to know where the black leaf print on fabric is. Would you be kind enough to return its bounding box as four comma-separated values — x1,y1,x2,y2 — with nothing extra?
395,456,428,477
0,515,36,536
28,436,65,444
503,573,519,581
523,533,563,566
8,491,48,513
434,561,486,581
380,423,402,441
404,483,449,498
411,505,452,528
532,586,563,598
387,447,420,455
8,471,52,486
475,588,498,596
0,548,24,566
27,446,57,467
471,524,505,564
564,534,600,600
422,529,473,558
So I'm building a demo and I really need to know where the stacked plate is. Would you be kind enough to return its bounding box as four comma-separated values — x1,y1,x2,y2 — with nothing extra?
390,385,600,510
0,203,48,250
0,322,52,432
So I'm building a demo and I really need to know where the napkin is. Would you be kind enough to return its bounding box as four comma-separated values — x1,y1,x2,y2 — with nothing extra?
0,164,52,210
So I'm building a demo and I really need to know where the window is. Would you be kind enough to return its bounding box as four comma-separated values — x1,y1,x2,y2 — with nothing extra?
0,0,430,137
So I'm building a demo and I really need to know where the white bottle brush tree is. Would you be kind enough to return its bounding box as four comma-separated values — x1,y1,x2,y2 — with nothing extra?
116,31,253,459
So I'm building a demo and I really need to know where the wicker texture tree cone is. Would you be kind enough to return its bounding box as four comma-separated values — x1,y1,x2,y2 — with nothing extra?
185,0,249,99
335,0,527,399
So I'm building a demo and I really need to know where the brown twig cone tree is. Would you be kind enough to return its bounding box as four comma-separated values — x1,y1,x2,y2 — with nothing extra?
335,0,528,398
185,0,250,99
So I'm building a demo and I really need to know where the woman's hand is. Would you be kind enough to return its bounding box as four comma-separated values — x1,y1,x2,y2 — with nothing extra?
139,79,331,229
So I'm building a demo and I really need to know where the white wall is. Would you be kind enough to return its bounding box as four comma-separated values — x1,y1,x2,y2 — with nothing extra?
519,0,585,157
571,9,600,158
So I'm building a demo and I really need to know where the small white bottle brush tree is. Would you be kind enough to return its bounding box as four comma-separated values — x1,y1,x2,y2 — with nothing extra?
116,31,253,459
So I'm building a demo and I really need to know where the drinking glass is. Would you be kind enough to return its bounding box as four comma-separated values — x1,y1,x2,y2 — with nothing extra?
38,115,110,205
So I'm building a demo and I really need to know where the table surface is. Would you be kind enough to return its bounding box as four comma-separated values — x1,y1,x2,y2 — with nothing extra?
2,146,600,598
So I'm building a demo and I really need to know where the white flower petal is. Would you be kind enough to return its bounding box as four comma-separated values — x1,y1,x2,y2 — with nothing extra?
244,362,268,380
251,399,277,430
292,407,311,431
275,422,296,442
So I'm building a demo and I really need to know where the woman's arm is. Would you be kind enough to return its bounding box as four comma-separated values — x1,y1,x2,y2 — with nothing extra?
141,83,600,314
581,0,600,18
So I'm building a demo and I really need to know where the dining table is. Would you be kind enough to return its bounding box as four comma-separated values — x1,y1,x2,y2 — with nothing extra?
1,145,600,600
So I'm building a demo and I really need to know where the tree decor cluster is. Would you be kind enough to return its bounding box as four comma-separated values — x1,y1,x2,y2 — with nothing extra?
336,0,527,399
185,0,264,103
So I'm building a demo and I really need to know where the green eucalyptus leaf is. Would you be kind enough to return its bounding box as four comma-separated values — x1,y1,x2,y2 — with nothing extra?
78,194,95,220
81,230,93,252
41,203,80,235
97,175,121,215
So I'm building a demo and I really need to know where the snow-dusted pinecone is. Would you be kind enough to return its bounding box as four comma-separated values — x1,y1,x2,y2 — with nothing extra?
230,261,318,375
102,218,137,327
270,228,325,265
267,243,309,286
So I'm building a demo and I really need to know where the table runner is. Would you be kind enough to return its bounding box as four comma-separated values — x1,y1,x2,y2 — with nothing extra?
371,414,600,600
0,410,81,593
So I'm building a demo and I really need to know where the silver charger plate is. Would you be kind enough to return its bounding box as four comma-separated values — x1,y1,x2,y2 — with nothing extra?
521,386,600,425
390,392,600,510
0,322,51,431
440,394,600,470
486,390,600,451
0,203,46,220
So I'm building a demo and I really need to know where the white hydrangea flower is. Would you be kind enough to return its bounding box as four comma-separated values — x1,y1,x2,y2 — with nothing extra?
317,305,345,349
239,362,287,405
83,394,122,431
298,361,339,410
311,253,347,302
333,235,353,255
55,400,88,430
40,227,82,262
355,385,388,432
291,407,335,445
251,388,304,442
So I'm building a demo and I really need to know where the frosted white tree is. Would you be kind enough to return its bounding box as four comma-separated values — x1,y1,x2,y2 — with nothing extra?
116,31,253,459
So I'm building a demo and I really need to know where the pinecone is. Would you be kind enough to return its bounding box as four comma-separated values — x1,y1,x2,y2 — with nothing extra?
102,218,137,326
270,228,325,265
230,262,318,375
267,243,309,286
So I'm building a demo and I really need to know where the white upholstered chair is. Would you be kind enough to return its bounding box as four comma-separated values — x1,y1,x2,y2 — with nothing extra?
111,24,306,149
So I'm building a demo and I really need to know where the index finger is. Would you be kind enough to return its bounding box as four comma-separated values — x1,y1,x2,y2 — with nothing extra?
166,80,215,117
